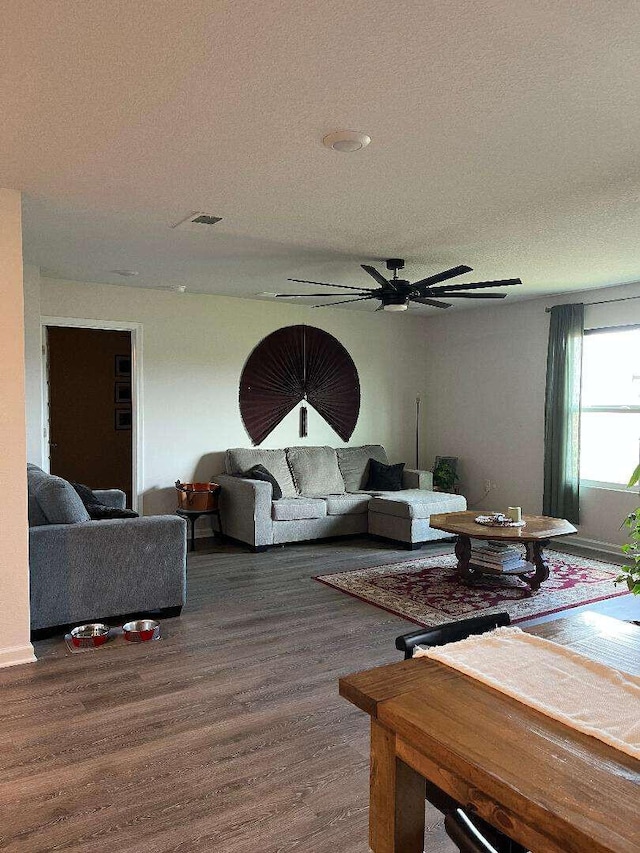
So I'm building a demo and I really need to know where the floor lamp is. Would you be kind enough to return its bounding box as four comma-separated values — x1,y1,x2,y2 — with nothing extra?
415,395,421,469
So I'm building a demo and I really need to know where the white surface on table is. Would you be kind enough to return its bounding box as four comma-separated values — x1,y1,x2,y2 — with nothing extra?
415,626,640,760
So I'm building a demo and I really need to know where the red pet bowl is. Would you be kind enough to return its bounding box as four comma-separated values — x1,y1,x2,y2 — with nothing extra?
122,619,160,642
70,623,110,648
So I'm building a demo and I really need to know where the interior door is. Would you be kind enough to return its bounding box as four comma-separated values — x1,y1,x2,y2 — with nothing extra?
46,326,133,504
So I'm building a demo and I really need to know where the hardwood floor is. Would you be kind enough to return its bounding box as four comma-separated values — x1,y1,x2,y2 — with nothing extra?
0,537,636,852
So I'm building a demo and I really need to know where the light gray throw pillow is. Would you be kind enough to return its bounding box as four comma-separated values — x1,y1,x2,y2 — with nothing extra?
286,446,345,496
225,448,297,497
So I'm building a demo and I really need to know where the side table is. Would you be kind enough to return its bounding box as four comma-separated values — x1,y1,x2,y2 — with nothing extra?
176,507,223,552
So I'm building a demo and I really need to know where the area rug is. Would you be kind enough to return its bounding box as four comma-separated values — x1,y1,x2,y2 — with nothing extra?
315,551,629,625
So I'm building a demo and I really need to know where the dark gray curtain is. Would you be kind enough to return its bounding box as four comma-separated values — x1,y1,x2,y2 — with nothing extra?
543,303,584,523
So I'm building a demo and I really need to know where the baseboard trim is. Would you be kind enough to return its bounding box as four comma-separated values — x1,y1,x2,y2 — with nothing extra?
555,536,625,563
0,643,36,669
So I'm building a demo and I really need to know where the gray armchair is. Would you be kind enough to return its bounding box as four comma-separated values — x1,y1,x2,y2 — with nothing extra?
27,465,187,633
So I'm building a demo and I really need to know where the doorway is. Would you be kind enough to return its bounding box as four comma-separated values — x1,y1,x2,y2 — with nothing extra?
45,326,134,505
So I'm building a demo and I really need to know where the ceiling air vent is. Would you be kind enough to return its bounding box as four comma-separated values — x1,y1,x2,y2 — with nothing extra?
170,211,223,230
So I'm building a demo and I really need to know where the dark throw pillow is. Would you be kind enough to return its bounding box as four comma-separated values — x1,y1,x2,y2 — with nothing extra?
71,482,139,520
240,464,283,500
365,458,405,491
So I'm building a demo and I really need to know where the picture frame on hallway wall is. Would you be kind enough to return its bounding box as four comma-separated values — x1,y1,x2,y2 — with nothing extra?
115,382,132,404
115,409,132,431
115,354,131,378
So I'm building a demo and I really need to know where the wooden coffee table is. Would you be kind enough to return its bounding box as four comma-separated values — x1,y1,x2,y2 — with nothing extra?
429,510,577,592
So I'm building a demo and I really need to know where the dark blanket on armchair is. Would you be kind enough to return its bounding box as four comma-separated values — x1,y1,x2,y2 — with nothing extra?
71,482,139,520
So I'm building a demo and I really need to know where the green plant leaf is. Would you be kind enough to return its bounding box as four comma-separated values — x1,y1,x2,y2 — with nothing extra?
628,463,640,489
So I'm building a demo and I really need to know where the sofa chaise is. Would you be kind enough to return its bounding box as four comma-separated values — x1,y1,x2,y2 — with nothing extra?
27,464,187,633
217,445,466,551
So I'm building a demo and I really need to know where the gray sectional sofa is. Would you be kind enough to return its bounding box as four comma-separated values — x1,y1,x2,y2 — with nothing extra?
217,445,466,550
27,464,187,632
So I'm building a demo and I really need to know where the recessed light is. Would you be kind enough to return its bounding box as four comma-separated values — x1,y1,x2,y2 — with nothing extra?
111,269,139,277
322,130,371,153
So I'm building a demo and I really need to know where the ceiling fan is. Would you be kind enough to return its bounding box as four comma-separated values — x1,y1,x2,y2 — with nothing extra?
276,258,522,311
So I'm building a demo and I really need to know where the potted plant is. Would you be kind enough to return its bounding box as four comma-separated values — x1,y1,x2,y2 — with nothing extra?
433,459,459,493
617,463,640,595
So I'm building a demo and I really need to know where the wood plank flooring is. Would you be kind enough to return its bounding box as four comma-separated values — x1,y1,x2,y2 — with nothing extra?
0,537,636,852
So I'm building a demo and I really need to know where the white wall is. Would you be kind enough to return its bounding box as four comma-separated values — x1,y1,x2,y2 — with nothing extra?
35,279,429,516
23,264,43,466
28,275,640,551
421,281,640,551
0,189,35,667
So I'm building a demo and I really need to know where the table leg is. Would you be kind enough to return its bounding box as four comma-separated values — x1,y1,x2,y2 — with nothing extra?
369,719,425,853
455,534,476,583
524,540,550,591
189,515,197,552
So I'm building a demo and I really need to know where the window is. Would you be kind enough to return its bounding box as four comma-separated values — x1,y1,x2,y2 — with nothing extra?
580,326,640,487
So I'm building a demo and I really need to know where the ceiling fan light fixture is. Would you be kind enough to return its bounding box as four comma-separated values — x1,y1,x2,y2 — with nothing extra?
322,130,371,153
382,291,409,312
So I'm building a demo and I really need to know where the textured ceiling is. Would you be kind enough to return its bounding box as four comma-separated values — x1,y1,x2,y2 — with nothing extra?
3,0,640,311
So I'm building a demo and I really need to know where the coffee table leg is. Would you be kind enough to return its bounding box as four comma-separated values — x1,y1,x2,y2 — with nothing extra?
455,534,475,583
369,719,425,853
524,540,550,591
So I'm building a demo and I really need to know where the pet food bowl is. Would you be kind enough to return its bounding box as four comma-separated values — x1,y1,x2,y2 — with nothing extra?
122,619,160,642
70,623,110,648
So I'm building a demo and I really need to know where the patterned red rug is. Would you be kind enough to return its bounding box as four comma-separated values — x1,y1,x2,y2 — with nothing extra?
315,551,629,625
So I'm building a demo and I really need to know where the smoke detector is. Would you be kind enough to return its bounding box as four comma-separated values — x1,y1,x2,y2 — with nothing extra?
322,130,371,153
171,212,223,230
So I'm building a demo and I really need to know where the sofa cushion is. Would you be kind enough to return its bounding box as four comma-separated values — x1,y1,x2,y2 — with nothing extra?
239,465,282,500
286,446,345,496
225,448,297,497
27,467,91,525
325,494,370,516
368,490,466,520
27,465,48,526
336,445,389,492
366,459,405,491
271,497,327,521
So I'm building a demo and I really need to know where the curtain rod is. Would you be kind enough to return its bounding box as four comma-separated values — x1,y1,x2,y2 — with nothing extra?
545,294,640,313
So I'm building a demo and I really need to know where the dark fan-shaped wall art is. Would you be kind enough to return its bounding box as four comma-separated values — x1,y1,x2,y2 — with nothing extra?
239,325,360,445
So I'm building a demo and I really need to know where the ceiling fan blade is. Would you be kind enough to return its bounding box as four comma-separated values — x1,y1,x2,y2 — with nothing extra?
431,278,522,294
361,264,392,289
314,296,376,308
275,293,369,298
413,265,473,290
411,297,452,309
443,293,507,299
288,278,375,292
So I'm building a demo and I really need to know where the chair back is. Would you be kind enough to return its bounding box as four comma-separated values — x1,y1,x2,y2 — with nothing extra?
395,613,511,659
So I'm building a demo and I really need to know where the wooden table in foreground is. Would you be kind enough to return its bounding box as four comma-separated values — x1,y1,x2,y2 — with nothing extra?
339,612,640,853
429,510,577,592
